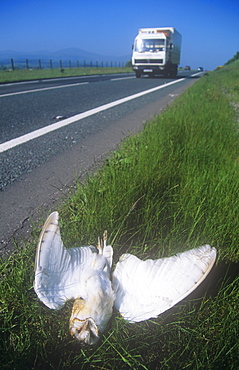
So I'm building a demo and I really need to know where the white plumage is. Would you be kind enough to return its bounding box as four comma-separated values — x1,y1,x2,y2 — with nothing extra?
34,212,217,344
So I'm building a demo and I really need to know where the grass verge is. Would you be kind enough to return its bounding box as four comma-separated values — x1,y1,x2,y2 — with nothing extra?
0,67,132,83
1,61,239,369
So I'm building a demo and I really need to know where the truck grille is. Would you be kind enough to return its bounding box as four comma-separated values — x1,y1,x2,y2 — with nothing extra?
135,59,163,64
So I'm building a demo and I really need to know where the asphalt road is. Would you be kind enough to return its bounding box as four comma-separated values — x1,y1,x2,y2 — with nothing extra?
0,70,200,255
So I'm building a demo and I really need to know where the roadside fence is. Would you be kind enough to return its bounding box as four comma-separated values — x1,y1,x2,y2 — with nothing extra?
7,58,127,71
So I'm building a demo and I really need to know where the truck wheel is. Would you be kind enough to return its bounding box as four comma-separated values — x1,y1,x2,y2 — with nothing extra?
136,72,141,78
169,65,178,78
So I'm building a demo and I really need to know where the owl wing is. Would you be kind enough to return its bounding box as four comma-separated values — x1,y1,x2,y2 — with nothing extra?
113,245,217,322
34,212,113,309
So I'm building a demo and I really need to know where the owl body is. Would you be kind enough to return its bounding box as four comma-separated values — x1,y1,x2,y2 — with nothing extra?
34,212,217,344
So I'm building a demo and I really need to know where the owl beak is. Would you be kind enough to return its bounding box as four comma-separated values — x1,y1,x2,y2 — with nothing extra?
70,317,100,345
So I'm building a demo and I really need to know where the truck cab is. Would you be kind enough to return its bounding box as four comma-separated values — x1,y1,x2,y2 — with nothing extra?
132,28,182,78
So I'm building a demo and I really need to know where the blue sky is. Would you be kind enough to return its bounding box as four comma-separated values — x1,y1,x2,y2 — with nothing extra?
0,0,239,70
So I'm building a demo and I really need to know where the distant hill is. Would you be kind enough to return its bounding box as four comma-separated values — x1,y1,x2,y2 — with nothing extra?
0,48,131,69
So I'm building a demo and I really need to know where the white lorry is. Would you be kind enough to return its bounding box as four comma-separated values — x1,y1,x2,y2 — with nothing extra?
132,27,182,78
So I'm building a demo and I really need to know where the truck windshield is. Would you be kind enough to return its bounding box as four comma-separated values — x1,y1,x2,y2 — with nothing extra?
135,39,165,52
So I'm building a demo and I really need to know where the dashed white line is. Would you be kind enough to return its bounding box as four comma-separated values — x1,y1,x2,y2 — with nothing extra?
0,82,89,97
0,77,185,153
0,75,135,97
110,76,135,81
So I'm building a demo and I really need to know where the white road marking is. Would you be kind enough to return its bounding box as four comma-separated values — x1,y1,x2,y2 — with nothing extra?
0,74,134,97
0,82,89,97
191,72,203,77
0,74,107,87
2,80,39,86
0,77,185,153
41,75,98,83
0,73,132,90
110,76,135,81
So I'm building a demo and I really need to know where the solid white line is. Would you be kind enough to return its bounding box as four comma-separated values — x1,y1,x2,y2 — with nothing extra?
191,72,203,77
0,82,89,97
0,77,185,153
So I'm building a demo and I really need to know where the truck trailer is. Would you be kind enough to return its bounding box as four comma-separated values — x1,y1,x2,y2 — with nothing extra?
132,27,182,78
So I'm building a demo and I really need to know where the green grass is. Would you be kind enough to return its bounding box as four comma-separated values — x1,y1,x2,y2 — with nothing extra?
0,66,132,83
1,61,239,369
62,63,239,262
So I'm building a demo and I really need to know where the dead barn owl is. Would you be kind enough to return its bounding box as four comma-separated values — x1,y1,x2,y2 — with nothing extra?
34,212,217,345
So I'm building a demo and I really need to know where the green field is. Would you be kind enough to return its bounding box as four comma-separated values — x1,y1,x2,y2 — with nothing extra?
0,66,132,83
1,61,239,369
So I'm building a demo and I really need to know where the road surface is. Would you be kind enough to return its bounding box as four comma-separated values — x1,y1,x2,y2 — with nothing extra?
0,70,201,255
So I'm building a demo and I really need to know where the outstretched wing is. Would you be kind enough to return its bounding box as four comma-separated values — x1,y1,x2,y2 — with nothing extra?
34,212,113,309
113,245,217,322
